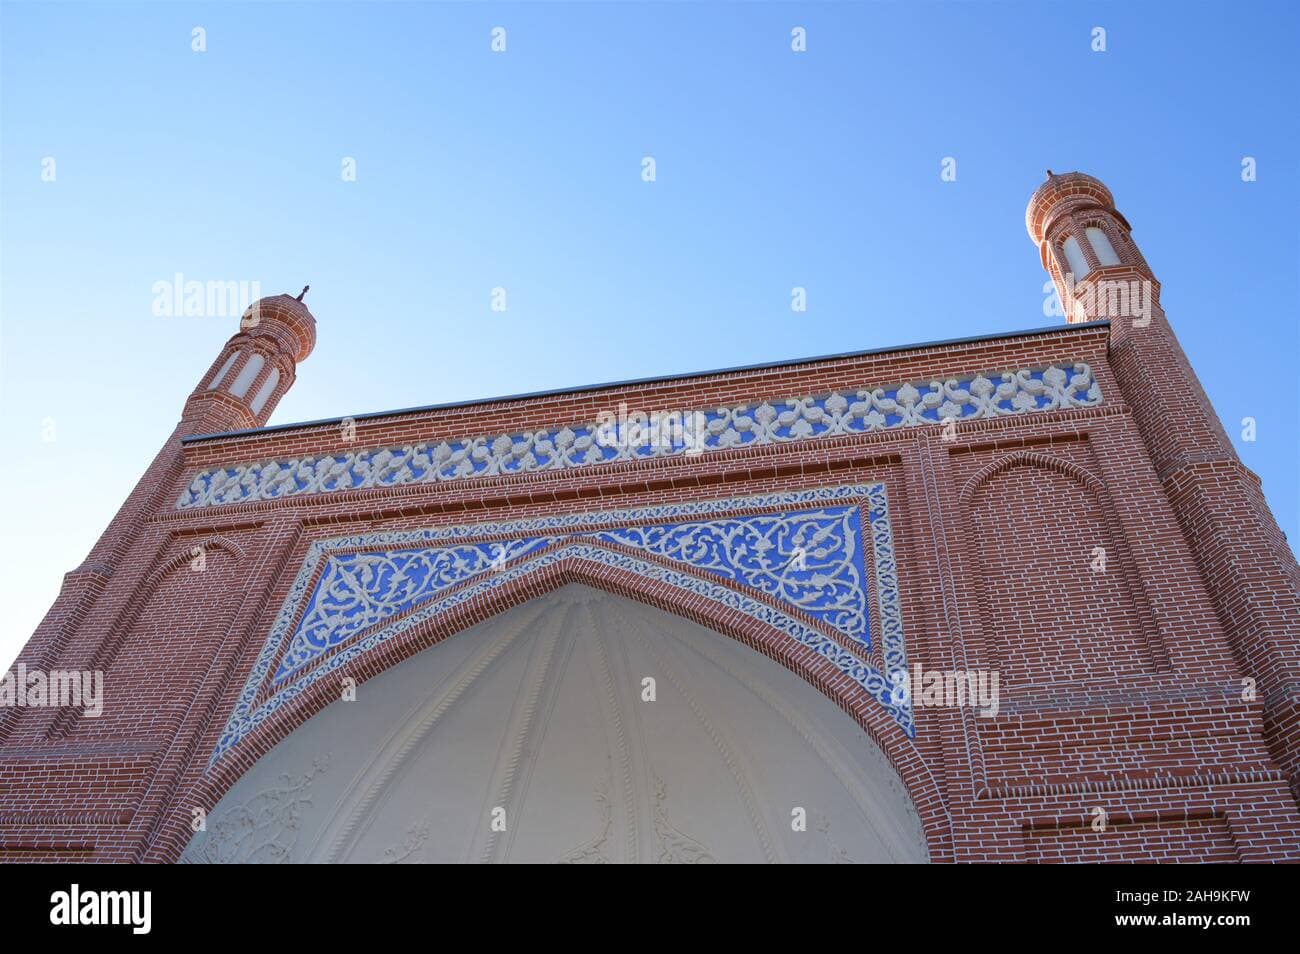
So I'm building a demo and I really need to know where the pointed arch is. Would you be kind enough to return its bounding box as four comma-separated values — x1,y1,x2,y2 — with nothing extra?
145,534,248,588
47,533,250,740
958,449,1165,683
159,540,950,863
959,449,1105,506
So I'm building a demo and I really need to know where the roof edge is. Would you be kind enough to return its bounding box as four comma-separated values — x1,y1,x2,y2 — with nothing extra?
182,320,1111,445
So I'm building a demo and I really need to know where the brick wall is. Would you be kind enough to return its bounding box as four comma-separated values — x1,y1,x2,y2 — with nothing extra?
3,305,1298,862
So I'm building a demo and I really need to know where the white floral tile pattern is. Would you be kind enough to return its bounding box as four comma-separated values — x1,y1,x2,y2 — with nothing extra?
177,364,1102,510
209,483,911,766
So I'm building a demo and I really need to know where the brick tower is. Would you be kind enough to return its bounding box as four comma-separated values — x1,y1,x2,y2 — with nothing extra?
1027,171,1300,800
0,292,316,745
187,290,317,436
4,179,1299,863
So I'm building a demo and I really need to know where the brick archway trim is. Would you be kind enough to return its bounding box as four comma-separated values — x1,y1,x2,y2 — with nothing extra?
147,544,951,863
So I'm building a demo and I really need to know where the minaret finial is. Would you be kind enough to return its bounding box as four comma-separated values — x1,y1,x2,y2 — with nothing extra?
296,285,310,302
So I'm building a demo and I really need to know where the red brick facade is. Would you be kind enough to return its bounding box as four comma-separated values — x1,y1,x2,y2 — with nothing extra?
3,173,1298,863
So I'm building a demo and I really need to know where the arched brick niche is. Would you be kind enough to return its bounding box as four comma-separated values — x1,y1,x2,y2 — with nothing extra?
960,450,1159,686
61,537,247,743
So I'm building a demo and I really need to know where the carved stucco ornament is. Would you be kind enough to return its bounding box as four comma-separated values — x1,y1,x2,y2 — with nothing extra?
185,587,930,863
209,483,911,766
176,364,1103,511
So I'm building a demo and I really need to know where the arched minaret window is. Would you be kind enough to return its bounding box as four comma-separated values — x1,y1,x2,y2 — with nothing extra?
1062,236,1090,279
1086,226,1121,267
249,367,281,414
207,351,241,390
228,353,265,399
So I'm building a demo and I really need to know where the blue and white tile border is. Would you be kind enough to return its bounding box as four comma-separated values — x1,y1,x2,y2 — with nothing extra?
208,482,912,767
178,363,1103,510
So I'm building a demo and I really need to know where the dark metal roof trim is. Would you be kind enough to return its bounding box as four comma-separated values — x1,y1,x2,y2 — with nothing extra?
182,320,1111,444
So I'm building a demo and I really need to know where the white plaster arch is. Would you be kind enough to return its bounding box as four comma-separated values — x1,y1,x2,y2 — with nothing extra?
182,585,929,864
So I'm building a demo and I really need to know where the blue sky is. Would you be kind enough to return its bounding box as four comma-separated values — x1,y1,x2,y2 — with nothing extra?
2,0,1297,668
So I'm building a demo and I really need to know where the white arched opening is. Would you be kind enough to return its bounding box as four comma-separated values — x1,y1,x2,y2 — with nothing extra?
207,351,241,390
183,585,928,864
250,367,281,414
1062,235,1090,279
1085,226,1121,266
227,352,265,399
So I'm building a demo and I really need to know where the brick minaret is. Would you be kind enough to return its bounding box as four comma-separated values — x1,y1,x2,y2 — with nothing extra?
1027,171,1300,800
0,292,316,743
186,290,317,436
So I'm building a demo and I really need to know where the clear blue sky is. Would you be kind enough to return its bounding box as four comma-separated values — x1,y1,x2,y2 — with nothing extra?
2,1,1297,668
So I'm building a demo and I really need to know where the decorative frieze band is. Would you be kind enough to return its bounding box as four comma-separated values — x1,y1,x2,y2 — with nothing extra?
209,483,911,764
176,363,1102,511
273,504,870,684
